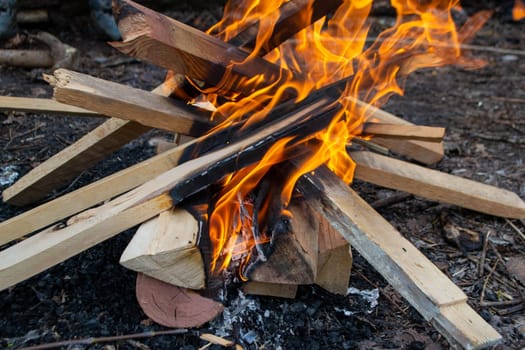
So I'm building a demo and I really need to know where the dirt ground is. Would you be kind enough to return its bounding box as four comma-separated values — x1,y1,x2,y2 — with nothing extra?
0,1,524,349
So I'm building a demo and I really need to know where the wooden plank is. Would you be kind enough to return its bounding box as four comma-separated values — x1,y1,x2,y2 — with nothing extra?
360,123,445,142
112,0,287,97
51,69,213,135
0,193,173,291
0,139,193,246
351,151,525,219
2,118,151,206
315,211,352,295
120,208,205,290
0,96,99,116
349,97,444,164
297,166,502,349
2,80,173,206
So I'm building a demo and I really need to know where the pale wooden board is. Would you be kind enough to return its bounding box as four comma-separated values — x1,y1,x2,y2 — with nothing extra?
349,97,444,164
2,118,150,206
2,79,175,206
120,208,205,289
0,139,193,246
298,166,502,349
52,69,212,135
0,96,100,116
351,151,525,219
0,193,173,291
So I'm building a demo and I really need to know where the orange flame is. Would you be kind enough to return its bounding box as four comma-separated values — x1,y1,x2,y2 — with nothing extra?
514,0,525,20
203,0,489,277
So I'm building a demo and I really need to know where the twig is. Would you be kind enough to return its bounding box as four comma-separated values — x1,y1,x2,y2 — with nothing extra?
18,329,189,350
479,256,499,307
505,218,525,242
478,230,490,278
18,330,238,350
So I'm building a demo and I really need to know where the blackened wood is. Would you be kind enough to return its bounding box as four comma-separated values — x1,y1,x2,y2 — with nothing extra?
112,0,289,97
226,0,343,54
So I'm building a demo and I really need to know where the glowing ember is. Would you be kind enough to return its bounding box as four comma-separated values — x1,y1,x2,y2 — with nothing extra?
514,0,525,21
194,0,489,277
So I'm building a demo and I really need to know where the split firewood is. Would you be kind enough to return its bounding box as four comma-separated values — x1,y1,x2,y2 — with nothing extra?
50,69,213,136
360,122,445,142
111,0,287,97
296,165,502,349
1,78,173,206
0,49,53,68
350,151,525,219
315,210,352,295
0,96,99,116
120,208,205,290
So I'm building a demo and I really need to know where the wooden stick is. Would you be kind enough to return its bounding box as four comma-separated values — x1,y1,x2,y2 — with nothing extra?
120,208,205,290
297,166,502,349
2,80,173,206
111,0,287,97
350,151,525,219
0,193,173,291
0,139,193,246
0,96,99,116
0,49,53,68
2,118,151,205
360,122,445,142
51,69,213,136
348,97,444,164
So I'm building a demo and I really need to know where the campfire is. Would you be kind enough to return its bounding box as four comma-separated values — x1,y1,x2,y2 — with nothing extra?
1,0,524,348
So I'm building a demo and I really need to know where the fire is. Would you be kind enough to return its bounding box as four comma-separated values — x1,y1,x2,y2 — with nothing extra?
514,0,525,21
197,0,489,277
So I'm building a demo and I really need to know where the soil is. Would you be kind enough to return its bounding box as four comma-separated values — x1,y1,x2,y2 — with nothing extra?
1,2,524,349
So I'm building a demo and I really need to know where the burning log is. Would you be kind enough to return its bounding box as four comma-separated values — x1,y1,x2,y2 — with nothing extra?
111,0,287,97
120,208,205,290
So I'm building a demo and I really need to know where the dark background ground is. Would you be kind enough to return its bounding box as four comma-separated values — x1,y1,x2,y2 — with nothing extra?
0,1,524,349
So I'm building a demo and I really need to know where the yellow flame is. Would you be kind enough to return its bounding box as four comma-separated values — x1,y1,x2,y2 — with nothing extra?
203,0,489,276
514,0,525,20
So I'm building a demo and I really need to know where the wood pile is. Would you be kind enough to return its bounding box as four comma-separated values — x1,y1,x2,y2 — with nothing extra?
2,0,524,348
